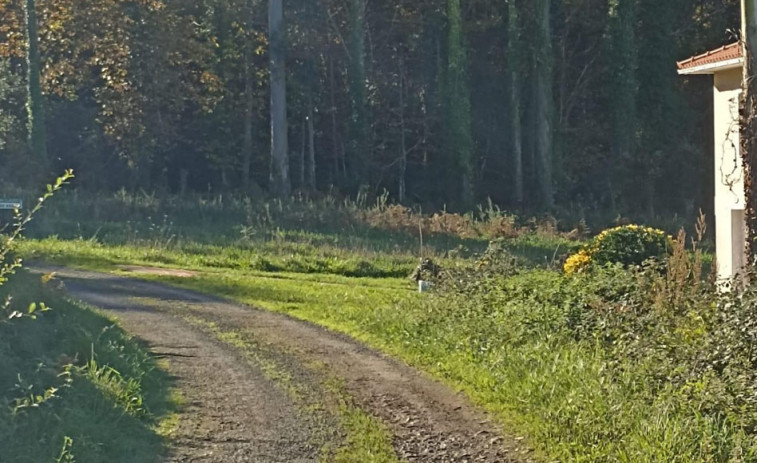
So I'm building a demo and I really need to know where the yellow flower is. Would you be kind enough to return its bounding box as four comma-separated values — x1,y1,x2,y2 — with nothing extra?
564,249,592,275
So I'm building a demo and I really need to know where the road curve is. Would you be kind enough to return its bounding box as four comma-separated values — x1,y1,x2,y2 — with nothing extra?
43,267,533,463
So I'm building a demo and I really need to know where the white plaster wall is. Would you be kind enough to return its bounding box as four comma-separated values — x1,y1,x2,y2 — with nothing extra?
713,68,746,279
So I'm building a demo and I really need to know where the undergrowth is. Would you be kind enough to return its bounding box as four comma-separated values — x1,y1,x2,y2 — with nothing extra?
0,272,175,462
21,189,580,272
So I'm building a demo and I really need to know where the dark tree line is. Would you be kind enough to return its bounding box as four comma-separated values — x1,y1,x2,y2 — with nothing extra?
0,0,742,218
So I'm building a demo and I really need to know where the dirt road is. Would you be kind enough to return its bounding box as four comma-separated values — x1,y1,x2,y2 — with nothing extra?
46,267,533,463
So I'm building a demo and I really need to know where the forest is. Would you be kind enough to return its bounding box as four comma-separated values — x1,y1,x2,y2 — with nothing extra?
10,2,757,462
0,0,742,219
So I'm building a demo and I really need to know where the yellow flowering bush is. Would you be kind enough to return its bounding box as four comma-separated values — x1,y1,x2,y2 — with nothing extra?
564,224,672,274
563,249,592,274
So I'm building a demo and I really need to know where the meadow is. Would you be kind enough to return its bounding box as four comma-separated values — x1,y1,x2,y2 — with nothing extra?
12,190,757,463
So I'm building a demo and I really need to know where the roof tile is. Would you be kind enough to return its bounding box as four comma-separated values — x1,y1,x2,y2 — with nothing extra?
677,42,742,70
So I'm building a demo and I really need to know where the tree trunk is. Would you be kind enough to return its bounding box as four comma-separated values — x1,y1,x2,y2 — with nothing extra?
300,116,306,187
329,56,342,182
507,0,523,207
533,0,554,209
268,0,290,198
242,46,254,193
307,103,316,190
742,0,757,265
398,54,407,203
24,0,47,168
241,0,264,196
446,0,474,207
348,0,368,184
608,0,637,212
179,168,189,198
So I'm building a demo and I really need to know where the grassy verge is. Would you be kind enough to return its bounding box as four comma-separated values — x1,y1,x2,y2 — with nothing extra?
23,193,740,461
0,272,176,463
21,234,750,462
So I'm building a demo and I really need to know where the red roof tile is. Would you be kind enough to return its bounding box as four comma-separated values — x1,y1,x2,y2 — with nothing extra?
677,42,743,71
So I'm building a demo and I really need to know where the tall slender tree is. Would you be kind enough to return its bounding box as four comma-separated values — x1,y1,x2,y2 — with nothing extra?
242,0,259,195
446,0,474,206
306,101,316,190
24,0,47,167
507,0,523,207
532,0,554,209
398,52,407,203
607,0,637,210
348,0,369,184
637,0,678,217
269,0,290,197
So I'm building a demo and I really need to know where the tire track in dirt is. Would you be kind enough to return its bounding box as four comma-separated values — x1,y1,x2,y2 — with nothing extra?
54,270,322,463
44,267,535,463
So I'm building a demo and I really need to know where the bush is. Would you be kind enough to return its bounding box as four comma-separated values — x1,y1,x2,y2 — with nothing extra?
564,225,672,274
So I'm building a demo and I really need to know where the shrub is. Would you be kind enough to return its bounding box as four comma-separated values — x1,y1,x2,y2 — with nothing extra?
564,225,672,274
563,249,591,275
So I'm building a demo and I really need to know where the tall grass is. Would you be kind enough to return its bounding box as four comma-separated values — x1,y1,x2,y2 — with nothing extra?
21,190,581,277
0,272,175,462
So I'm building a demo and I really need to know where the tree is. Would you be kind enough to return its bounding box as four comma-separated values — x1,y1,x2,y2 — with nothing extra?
742,0,757,264
506,0,523,207
347,0,369,185
398,52,407,203
306,102,316,191
242,0,263,195
532,0,554,209
0,59,22,151
268,0,290,197
636,0,680,217
607,0,637,211
0,0,742,217
445,0,473,206
24,0,46,168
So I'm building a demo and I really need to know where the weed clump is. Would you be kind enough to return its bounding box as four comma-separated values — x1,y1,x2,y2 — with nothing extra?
410,258,441,282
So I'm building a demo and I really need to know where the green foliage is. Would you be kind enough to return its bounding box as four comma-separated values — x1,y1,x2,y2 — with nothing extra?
565,224,671,274
0,272,174,463
590,225,672,266
65,221,749,462
0,170,73,292
0,59,24,151
20,191,583,280
0,0,743,217
0,173,173,462
22,193,750,461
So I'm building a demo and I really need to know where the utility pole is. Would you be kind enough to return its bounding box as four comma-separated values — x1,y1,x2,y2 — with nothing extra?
741,0,757,266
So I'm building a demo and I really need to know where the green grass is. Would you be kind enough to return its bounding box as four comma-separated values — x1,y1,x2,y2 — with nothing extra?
26,192,742,462
20,189,580,272
20,237,740,462
0,272,177,463
126,265,745,463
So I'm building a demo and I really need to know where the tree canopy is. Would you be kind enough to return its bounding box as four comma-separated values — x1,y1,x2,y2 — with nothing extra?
0,0,741,219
